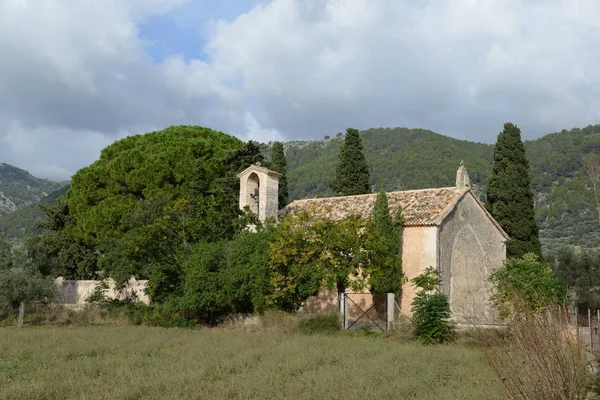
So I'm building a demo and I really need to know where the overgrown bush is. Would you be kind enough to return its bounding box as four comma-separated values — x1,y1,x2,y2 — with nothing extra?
122,302,196,328
483,253,591,399
489,253,566,319
480,304,591,400
410,267,454,344
85,280,109,306
177,224,277,324
296,313,340,334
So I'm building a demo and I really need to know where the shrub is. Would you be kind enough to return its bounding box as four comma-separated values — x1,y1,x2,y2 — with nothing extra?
410,267,454,344
123,302,196,328
85,280,109,305
480,305,591,400
296,313,340,335
489,253,566,319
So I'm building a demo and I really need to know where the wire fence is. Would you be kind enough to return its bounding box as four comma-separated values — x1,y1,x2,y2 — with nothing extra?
340,293,397,332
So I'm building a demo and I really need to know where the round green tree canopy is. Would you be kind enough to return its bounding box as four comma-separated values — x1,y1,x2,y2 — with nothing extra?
66,125,244,243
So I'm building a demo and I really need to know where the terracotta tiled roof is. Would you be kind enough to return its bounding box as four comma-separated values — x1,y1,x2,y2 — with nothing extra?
281,187,467,226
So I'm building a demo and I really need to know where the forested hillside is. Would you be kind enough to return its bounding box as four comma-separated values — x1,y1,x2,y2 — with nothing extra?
0,185,69,241
282,125,600,254
0,163,65,216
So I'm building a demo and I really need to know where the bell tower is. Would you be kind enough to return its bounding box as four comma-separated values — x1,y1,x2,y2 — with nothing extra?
456,161,471,189
237,163,281,222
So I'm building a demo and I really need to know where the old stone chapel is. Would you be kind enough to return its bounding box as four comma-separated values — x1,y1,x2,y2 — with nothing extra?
238,163,508,325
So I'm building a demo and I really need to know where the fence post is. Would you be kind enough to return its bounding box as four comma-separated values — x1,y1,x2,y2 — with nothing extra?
339,293,345,330
597,310,600,353
387,293,395,330
589,309,593,352
344,294,349,330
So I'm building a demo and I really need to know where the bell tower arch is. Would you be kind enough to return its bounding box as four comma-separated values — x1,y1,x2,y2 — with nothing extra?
237,163,281,222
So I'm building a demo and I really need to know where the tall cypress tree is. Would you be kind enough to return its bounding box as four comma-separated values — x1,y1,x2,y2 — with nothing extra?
330,128,370,196
270,141,289,209
369,190,404,295
485,122,542,259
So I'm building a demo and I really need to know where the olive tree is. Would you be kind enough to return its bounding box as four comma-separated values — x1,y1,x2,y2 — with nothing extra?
0,239,56,327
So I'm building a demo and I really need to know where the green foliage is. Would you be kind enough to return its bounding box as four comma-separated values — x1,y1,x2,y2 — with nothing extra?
270,141,289,208
36,199,98,279
177,224,278,323
296,313,340,334
486,123,542,259
269,208,383,308
411,267,455,344
122,302,196,328
61,126,262,294
551,246,600,309
489,253,566,319
0,240,56,311
330,127,371,196
368,190,404,295
85,281,109,305
267,209,326,311
287,127,493,201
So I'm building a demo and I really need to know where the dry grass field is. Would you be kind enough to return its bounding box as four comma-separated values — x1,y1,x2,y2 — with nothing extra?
0,325,505,400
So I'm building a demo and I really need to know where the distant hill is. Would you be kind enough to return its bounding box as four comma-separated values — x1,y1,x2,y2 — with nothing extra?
0,163,68,240
280,125,600,254
0,184,69,241
0,163,66,216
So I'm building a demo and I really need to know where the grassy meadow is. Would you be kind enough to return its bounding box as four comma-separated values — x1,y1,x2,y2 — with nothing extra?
0,325,505,400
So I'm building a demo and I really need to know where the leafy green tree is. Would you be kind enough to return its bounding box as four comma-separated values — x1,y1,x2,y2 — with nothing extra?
63,126,252,293
489,253,566,319
0,241,56,327
330,128,371,196
486,122,542,259
320,215,371,295
0,236,11,270
178,224,278,323
37,199,99,279
552,246,600,310
270,141,289,208
368,190,404,295
268,207,379,310
411,267,454,344
267,208,327,311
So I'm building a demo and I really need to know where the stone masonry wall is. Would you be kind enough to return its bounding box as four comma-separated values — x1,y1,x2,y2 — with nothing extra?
400,226,438,316
54,277,150,307
439,193,506,324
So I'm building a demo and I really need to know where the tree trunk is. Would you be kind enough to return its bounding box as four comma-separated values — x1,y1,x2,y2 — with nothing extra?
593,182,600,225
17,301,25,328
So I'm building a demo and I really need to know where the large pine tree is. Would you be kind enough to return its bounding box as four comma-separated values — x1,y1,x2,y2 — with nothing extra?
330,128,370,196
270,142,289,209
486,122,542,259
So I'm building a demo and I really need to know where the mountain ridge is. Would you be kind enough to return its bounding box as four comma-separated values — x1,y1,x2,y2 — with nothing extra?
0,163,66,216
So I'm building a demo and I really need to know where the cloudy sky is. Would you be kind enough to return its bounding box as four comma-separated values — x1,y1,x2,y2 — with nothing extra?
1,0,600,180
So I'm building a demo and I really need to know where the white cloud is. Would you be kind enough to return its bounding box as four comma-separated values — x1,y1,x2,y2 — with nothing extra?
2,0,600,180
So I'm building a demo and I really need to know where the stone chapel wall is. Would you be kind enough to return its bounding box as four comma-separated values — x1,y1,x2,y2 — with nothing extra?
400,226,438,316
439,193,506,324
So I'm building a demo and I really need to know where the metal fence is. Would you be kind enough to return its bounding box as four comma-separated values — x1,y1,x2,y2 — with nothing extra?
578,308,600,354
340,293,396,332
